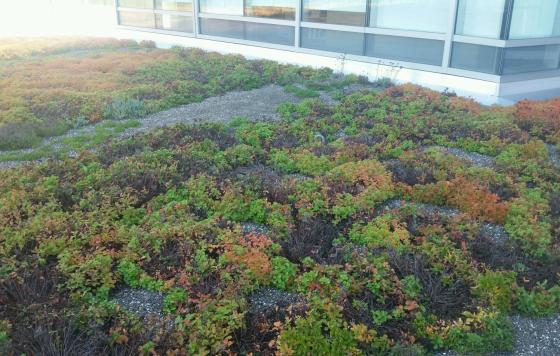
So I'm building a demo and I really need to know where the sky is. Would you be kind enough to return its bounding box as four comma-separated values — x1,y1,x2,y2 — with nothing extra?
0,0,117,38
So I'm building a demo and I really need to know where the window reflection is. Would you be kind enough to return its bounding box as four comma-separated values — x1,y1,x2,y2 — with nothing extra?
370,0,449,33
118,0,153,9
245,0,296,20
455,0,506,39
199,0,244,16
155,0,193,12
509,0,560,39
302,0,367,26
503,45,560,74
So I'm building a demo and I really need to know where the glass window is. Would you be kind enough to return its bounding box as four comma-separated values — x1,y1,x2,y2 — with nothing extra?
301,28,364,55
509,0,560,39
302,0,367,26
156,14,193,32
119,10,155,27
118,0,153,9
200,18,245,39
200,19,295,46
450,42,502,74
502,45,560,74
199,0,243,16
455,0,506,39
245,0,296,20
365,35,444,65
370,0,450,33
245,22,295,45
155,0,193,12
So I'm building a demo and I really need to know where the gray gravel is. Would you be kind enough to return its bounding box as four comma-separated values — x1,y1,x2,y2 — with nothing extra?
247,288,305,317
122,84,299,135
0,84,300,170
479,223,510,245
375,199,461,218
507,314,560,355
428,146,496,168
112,287,164,318
375,199,509,244
438,314,560,355
241,222,270,236
548,144,560,169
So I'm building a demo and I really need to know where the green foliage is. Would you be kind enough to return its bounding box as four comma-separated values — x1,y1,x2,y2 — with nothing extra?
271,256,297,290
104,97,146,121
348,215,410,250
401,275,423,299
163,288,188,314
278,299,361,355
117,259,163,291
0,320,10,351
505,189,552,257
285,84,319,98
515,285,560,317
178,299,245,355
474,271,517,312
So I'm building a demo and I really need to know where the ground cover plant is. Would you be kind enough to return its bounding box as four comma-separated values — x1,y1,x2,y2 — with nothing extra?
2,41,560,355
0,37,332,151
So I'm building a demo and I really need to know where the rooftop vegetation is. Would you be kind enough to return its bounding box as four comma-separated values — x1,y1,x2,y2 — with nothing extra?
1,39,560,355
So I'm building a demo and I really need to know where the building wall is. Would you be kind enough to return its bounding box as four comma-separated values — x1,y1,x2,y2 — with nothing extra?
114,0,560,101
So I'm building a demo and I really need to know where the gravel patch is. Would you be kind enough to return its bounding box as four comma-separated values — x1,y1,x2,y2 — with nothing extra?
428,146,496,168
479,223,510,245
376,200,509,244
241,222,270,236
318,91,340,106
341,83,376,95
375,199,461,218
548,144,560,169
122,84,299,135
284,173,312,182
112,288,164,318
507,314,560,355
247,288,305,318
0,85,300,170
437,314,560,356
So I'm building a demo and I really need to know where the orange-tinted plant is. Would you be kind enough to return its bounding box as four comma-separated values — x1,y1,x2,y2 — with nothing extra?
514,98,560,143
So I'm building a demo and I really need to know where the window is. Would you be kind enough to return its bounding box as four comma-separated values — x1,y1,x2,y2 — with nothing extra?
450,43,502,74
365,35,444,65
119,11,155,27
200,19,295,46
245,0,296,20
509,0,560,39
502,45,560,74
301,28,364,55
155,0,193,12
245,22,295,45
455,0,506,39
156,14,193,32
200,18,245,38
118,0,153,9
370,0,450,33
199,0,243,16
302,0,368,26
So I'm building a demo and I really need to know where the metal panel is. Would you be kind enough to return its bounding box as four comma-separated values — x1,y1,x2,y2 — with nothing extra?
295,0,301,47
193,0,199,35
452,35,506,47
505,37,560,47
198,12,295,26
442,0,458,68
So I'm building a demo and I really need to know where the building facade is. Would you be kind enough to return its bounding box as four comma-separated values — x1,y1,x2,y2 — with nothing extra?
115,0,560,101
